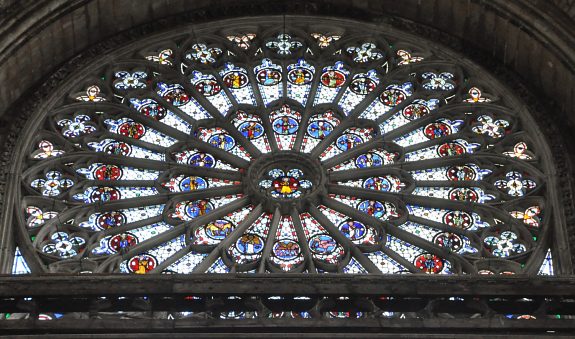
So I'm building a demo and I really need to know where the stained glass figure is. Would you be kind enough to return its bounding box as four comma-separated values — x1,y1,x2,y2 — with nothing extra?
220,63,257,105
156,82,212,120
93,232,138,255
301,110,340,153
413,186,495,204
338,175,405,193
254,59,283,106
130,98,192,133
99,223,170,256
88,138,165,161
414,253,446,274
227,213,271,264
79,205,164,231
193,206,253,245
171,195,241,221
399,221,478,255
77,163,159,181
73,186,158,203
330,194,399,221
320,127,374,161
319,205,377,245
287,59,315,106
387,235,450,274
259,168,312,199
124,249,161,273
339,69,379,115
330,148,397,172
300,213,345,264
269,105,302,150
314,62,350,105
232,111,271,153
404,139,480,162
132,235,187,273
105,118,177,147
409,164,491,182
379,99,440,134
173,148,236,170
163,176,210,193
407,205,490,231
196,127,251,160
190,71,232,115
394,118,464,147
359,82,414,120
270,216,304,271
171,199,215,221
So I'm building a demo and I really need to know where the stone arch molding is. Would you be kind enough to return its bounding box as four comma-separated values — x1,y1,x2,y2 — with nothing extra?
1,16,565,277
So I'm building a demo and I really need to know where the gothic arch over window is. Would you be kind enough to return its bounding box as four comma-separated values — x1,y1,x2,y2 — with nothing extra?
6,16,561,278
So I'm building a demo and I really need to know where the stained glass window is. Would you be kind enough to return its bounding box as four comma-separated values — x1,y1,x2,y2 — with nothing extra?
6,24,557,277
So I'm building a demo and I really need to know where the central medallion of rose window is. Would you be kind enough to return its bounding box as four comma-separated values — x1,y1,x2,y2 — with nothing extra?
259,168,313,199
247,152,324,213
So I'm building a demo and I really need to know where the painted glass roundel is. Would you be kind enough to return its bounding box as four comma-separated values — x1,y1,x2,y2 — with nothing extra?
10,18,556,276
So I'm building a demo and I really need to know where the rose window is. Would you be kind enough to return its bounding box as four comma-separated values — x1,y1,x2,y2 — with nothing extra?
8,18,556,276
